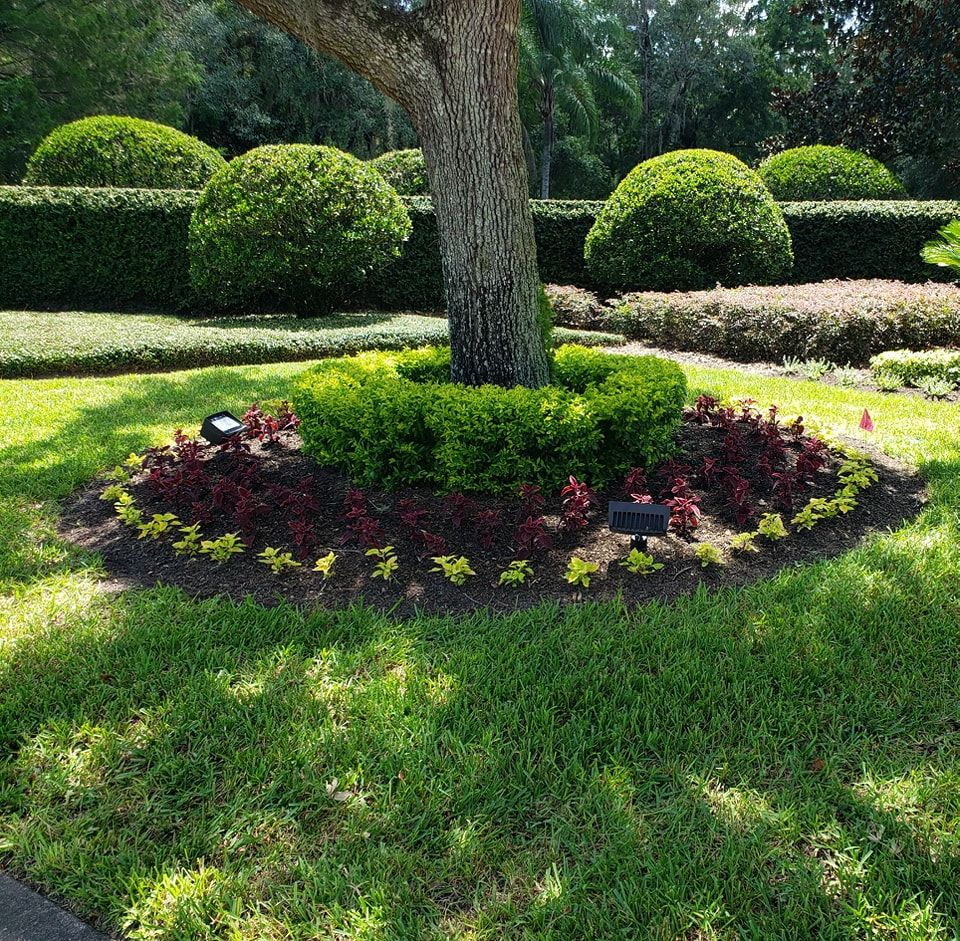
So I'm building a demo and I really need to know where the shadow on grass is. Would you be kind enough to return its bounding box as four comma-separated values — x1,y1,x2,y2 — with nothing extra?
0,368,306,502
2,517,960,938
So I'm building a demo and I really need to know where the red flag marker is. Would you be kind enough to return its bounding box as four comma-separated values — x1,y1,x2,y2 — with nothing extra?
859,409,875,433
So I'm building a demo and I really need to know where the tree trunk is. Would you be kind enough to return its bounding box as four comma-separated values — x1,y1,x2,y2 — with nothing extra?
234,0,551,389
539,90,555,200
415,5,550,387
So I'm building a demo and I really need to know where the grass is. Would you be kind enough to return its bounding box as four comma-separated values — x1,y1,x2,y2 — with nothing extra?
2,360,960,939
0,310,623,378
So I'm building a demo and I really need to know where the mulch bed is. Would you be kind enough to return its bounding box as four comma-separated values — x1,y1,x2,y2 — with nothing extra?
59,422,926,617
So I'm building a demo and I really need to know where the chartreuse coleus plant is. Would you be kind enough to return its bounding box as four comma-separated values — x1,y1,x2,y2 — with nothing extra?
367,546,398,581
313,551,337,578
792,443,878,531
431,555,476,586
137,513,181,540
113,491,143,528
200,532,245,563
173,523,203,556
619,548,663,576
730,532,759,554
499,560,534,587
565,556,600,588
694,543,723,568
757,512,788,540
258,547,302,574
100,483,128,504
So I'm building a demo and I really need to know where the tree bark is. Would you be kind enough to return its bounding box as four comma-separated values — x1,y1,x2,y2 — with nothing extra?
233,0,551,388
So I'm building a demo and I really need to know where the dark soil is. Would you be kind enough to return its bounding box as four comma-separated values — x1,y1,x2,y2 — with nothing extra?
59,424,926,617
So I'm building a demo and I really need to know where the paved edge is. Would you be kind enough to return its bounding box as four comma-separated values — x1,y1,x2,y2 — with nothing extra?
0,874,109,941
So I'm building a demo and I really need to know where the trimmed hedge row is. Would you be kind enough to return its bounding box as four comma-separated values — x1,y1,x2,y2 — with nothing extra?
1,187,957,313
607,280,960,366
0,309,620,379
295,345,687,493
0,186,196,310
783,201,960,284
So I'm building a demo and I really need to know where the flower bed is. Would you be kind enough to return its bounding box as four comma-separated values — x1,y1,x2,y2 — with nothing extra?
61,394,923,615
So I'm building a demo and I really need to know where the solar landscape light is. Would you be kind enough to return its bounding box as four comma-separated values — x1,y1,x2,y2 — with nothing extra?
200,411,247,445
607,501,671,551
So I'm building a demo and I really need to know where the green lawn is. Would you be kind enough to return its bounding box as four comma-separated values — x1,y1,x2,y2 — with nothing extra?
0,310,622,378
2,360,960,940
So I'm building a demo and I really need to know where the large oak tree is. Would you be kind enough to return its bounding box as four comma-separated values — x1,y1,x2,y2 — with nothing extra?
233,0,551,387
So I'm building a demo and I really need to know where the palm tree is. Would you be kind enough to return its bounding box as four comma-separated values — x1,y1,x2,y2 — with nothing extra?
520,0,639,198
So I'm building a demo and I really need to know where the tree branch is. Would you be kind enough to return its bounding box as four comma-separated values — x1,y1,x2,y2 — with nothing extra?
233,0,437,108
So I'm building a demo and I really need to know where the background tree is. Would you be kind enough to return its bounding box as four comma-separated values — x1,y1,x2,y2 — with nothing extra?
0,0,195,182
165,0,418,157
519,0,638,198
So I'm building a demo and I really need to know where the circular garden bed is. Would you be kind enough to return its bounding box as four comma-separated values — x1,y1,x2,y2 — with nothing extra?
61,349,925,615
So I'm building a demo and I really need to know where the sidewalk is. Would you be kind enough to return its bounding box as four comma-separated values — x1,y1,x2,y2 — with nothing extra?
0,875,108,941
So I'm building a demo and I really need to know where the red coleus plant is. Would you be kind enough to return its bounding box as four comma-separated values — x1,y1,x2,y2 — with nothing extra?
474,508,503,549
795,439,827,482
622,466,648,497
722,470,755,526
515,515,553,557
445,493,476,529
397,498,430,533
665,495,701,535
517,483,546,520
559,476,598,535
288,518,319,560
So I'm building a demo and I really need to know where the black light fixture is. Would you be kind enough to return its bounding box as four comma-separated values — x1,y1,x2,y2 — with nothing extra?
608,501,670,551
200,411,247,444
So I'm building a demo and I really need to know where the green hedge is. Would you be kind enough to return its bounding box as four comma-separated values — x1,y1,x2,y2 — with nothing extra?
294,345,686,493
758,146,905,201
1,186,957,313
783,201,960,284
585,149,793,292
0,186,196,310
609,279,960,366
0,308,621,379
24,116,225,190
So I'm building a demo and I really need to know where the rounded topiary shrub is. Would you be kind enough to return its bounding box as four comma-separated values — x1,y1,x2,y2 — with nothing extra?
294,345,687,493
368,149,430,196
190,144,412,311
758,145,906,201
585,149,793,292
23,116,225,189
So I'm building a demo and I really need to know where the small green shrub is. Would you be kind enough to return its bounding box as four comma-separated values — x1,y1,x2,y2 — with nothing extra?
610,280,960,366
190,144,412,311
759,145,905,201
870,348,960,388
23,116,225,189
368,149,430,196
294,345,686,493
585,149,793,292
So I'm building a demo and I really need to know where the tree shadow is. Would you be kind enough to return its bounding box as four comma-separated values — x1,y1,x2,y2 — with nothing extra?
3,521,960,938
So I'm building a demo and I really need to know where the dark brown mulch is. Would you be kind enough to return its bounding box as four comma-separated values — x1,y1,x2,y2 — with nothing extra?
59,427,926,617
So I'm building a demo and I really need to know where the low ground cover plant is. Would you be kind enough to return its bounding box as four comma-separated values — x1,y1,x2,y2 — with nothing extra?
0,310,620,380
294,345,688,493
870,348,960,390
758,145,905,201
610,279,960,365
585,148,793,292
